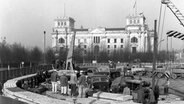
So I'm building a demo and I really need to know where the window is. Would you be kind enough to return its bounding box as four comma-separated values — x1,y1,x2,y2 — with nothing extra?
84,45,87,48
130,20,132,24
108,39,110,43
64,22,66,25
121,38,123,43
78,39,80,43
131,37,138,43
114,39,117,43
121,45,123,48
58,22,60,26
59,38,65,43
137,19,140,24
94,36,100,43
108,45,110,48
84,50,87,54
132,47,137,53
84,39,87,43
134,20,136,24
114,45,116,48
98,37,100,43
61,22,63,26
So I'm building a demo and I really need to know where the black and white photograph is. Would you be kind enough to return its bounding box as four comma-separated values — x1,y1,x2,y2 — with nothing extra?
0,0,184,104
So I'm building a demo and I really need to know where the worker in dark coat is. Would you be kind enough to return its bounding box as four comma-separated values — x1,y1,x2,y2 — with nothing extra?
154,85,160,104
137,82,145,103
149,88,156,104
22,80,29,90
78,72,88,98
70,73,78,97
60,73,68,95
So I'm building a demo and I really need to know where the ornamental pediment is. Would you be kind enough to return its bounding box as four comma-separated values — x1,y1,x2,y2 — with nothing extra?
89,28,105,34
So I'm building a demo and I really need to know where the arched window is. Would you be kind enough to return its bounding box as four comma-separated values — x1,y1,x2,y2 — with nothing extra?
131,37,138,43
59,38,65,43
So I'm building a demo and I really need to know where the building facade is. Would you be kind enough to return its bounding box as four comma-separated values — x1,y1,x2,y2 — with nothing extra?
51,14,154,59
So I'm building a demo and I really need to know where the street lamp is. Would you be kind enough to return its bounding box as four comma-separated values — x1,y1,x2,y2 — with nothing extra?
43,31,46,64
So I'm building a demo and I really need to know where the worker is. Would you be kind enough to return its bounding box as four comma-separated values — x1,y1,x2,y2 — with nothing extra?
78,72,88,98
70,73,78,97
60,72,68,95
164,78,170,95
154,85,160,104
51,69,58,93
123,85,130,95
149,87,156,104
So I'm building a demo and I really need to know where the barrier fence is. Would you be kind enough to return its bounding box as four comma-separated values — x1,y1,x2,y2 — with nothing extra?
0,65,52,84
1,62,184,84
77,62,184,67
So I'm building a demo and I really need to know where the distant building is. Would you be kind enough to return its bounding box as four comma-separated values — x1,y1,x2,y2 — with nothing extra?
175,49,184,63
51,14,154,58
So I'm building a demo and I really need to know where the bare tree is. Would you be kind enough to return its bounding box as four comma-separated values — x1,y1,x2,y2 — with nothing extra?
30,46,42,65
45,48,55,64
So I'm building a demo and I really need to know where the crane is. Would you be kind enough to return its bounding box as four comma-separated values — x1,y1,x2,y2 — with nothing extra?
161,0,184,27
154,0,184,80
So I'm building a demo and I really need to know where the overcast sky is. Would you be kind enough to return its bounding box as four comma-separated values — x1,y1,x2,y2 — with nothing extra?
0,0,184,51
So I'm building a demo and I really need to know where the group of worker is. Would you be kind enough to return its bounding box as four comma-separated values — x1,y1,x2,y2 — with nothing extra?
50,69,88,98
20,70,50,92
132,81,160,104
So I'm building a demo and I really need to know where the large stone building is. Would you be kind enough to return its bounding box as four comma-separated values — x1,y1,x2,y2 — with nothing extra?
51,14,154,59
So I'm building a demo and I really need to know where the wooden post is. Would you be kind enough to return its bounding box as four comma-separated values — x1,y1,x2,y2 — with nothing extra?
152,20,158,89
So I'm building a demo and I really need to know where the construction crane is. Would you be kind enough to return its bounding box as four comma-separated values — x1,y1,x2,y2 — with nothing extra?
161,0,184,27
154,0,184,80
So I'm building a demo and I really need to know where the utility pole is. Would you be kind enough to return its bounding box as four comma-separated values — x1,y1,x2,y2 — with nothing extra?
152,20,158,89
65,27,68,60
44,31,46,64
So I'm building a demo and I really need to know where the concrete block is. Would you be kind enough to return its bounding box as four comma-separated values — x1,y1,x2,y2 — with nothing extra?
92,92,132,101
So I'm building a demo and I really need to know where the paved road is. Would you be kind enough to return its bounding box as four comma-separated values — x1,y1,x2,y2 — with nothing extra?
0,95,27,104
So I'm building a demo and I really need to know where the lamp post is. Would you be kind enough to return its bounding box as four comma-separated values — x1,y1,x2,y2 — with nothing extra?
43,31,46,64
